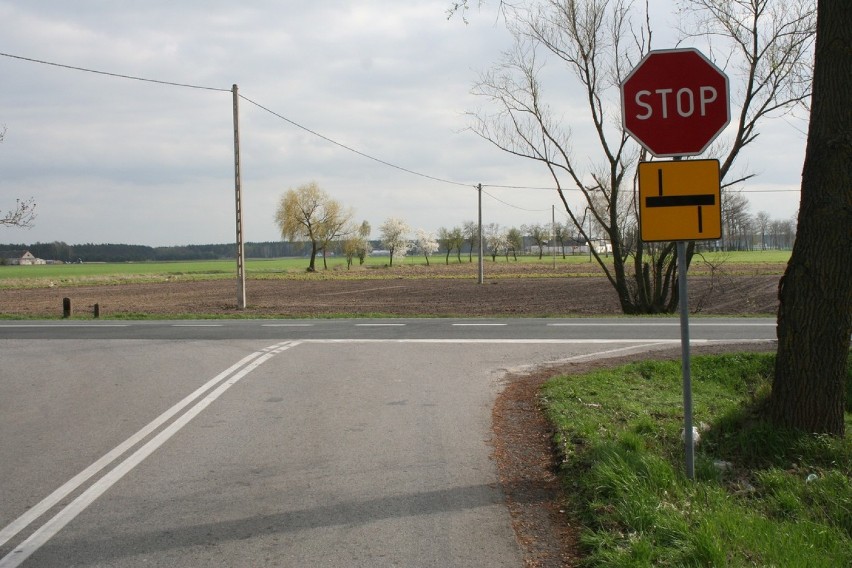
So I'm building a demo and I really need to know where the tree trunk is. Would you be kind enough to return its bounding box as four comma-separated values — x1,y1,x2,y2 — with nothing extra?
771,0,851,436
307,241,318,272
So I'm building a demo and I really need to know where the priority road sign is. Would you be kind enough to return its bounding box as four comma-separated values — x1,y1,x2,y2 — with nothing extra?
638,160,721,242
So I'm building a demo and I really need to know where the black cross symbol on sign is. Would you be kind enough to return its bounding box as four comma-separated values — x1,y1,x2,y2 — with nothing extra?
645,168,716,233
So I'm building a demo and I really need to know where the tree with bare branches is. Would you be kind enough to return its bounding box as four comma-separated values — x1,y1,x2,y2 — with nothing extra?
1,198,37,229
523,223,550,259
1,127,37,229
453,0,814,313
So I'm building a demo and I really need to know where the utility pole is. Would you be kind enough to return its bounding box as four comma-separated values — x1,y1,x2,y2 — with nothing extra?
552,204,556,269
477,183,484,284
232,84,246,309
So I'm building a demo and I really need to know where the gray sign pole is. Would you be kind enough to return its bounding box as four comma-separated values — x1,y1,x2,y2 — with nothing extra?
677,240,695,479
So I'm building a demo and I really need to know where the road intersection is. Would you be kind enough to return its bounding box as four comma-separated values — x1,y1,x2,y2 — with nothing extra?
0,319,775,566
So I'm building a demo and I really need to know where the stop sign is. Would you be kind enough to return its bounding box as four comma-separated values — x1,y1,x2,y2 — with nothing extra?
621,48,730,157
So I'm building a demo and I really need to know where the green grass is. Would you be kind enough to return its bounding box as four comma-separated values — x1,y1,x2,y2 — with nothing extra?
696,250,792,264
0,255,591,287
0,251,789,288
541,352,852,567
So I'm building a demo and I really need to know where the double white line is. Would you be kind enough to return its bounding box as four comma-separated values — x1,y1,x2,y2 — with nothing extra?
0,341,299,567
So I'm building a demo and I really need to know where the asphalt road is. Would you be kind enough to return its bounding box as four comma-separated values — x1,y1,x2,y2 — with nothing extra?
0,316,778,341
0,319,776,567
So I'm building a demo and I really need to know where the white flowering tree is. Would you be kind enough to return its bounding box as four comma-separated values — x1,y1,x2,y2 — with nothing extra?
415,228,440,266
379,217,411,267
483,222,508,261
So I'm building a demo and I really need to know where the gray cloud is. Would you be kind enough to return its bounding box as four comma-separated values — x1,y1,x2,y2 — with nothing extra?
0,1,804,246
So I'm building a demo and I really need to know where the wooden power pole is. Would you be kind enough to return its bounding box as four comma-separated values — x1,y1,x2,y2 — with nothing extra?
232,84,246,309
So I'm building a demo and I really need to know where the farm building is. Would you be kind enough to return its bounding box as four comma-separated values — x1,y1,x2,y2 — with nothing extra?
0,250,45,265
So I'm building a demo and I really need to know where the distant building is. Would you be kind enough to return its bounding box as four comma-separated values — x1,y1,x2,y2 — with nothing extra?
0,250,45,265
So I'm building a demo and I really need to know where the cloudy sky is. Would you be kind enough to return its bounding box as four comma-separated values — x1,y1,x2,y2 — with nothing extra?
1,1,808,247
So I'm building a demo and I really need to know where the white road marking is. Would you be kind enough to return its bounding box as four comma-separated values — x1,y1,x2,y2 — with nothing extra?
452,323,508,327
501,343,674,374
355,323,406,327
306,338,702,344
0,341,299,568
171,324,223,327
546,322,774,326
0,324,129,328
262,324,314,327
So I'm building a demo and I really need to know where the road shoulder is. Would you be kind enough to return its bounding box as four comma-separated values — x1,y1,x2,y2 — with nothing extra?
493,341,777,567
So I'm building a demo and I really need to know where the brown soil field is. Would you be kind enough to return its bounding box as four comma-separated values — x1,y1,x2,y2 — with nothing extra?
0,261,782,318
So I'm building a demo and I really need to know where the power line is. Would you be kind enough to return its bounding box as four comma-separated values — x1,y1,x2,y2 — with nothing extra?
0,51,587,207
238,94,474,189
480,187,551,213
1,51,803,201
483,184,560,191
0,51,230,92
1,50,475,190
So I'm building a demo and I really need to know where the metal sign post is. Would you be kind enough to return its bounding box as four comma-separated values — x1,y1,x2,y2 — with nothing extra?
622,47,729,480
677,241,695,479
636,160,715,481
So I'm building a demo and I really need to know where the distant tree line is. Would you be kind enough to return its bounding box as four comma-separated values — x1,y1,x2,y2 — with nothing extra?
0,241,310,263
0,203,796,265
719,196,798,252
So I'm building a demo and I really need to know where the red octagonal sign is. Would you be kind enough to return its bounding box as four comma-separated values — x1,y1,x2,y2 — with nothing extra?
621,48,730,157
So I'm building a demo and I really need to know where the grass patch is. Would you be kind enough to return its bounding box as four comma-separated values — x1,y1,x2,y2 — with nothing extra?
697,250,792,264
541,352,852,567
0,251,788,289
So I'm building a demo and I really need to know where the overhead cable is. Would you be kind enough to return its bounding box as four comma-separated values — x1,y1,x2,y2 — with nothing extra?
238,94,474,189
0,51,230,92
1,50,799,210
480,187,551,212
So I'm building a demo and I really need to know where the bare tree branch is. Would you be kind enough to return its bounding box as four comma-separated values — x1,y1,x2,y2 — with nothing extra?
1,126,38,229
1,198,38,229
464,0,813,313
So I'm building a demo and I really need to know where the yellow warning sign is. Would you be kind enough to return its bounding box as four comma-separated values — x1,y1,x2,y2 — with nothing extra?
639,160,722,242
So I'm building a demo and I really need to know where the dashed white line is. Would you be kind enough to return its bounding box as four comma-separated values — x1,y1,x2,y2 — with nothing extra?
0,324,129,328
547,322,774,327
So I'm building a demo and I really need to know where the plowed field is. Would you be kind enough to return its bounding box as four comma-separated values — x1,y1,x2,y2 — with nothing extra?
0,261,782,318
